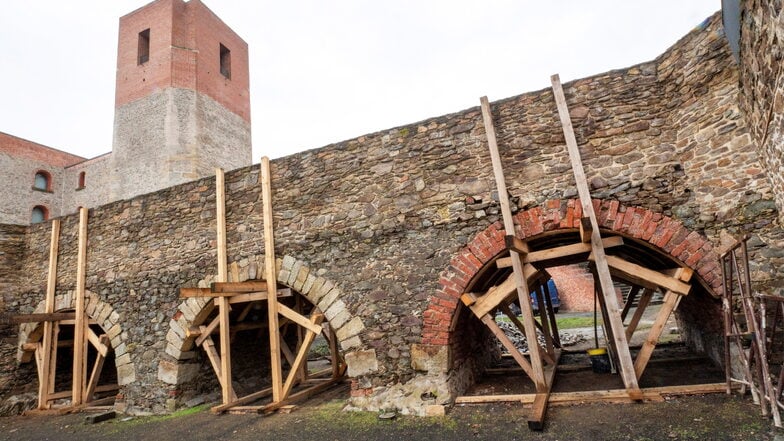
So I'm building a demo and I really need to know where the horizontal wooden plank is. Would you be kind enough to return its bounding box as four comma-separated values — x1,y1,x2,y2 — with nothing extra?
1,312,76,325
455,382,730,405
210,281,269,293
497,236,624,268
227,288,292,304
596,255,691,295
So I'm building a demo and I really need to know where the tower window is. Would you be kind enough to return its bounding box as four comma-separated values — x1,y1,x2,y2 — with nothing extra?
31,206,49,224
77,171,86,189
220,43,231,79
33,170,52,192
138,29,150,65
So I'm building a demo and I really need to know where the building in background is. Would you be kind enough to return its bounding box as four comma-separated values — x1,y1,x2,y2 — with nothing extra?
0,0,251,225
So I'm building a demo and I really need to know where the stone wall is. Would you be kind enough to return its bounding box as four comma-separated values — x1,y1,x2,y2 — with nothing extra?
2,11,782,415
739,0,784,227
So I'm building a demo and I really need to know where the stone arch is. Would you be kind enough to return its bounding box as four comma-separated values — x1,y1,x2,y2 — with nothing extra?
160,254,371,385
421,198,723,347
16,290,136,386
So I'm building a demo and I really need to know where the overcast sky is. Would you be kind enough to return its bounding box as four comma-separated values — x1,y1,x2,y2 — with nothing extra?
0,1,719,161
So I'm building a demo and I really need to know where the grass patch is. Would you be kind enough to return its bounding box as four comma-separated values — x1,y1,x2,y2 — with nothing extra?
555,316,597,329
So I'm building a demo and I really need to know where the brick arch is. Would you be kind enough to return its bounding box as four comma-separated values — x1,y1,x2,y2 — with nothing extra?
17,290,136,386
421,198,723,347
161,254,369,384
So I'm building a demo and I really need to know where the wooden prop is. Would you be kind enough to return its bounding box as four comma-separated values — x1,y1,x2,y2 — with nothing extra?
215,168,234,405
261,156,284,403
496,236,624,268
550,74,640,397
73,207,89,405
37,219,60,409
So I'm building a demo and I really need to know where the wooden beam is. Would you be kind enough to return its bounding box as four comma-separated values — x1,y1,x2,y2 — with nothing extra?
455,383,731,405
261,157,284,403
210,281,269,293
528,350,561,431
634,288,686,379
481,314,534,379
542,280,561,348
3,312,75,325
260,377,344,414
505,235,530,254
499,304,555,366
201,336,237,402
480,95,546,390
215,168,234,405
596,255,692,295
625,288,655,340
551,74,639,394
281,314,325,398
38,218,59,410
84,335,109,402
195,316,220,347
496,236,624,268
211,387,274,413
72,207,88,406
278,304,323,335
228,288,292,304
86,328,109,357
620,286,642,322
469,264,539,319
579,216,592,243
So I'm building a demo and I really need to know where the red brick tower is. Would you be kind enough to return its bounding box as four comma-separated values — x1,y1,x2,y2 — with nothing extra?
111,0,251,200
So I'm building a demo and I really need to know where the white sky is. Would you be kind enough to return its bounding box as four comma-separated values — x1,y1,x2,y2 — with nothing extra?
0,1,719,161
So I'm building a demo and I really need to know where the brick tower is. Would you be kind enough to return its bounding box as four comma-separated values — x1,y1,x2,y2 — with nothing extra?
110,0,251,201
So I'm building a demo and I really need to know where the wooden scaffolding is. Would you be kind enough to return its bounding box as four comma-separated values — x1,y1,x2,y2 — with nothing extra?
178,159,346,414
12,209,119,414
460,75,698,429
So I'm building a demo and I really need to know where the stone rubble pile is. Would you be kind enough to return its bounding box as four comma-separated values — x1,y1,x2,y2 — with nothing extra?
495,319,586,353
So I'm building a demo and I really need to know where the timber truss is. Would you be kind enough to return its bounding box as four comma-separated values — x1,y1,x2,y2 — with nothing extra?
465,75,695,430
178,160,346,414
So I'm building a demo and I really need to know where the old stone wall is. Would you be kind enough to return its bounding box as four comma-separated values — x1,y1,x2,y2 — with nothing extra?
2,12,782,414
739,0,784,228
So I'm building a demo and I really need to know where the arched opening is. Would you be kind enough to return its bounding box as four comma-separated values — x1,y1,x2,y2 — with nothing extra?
77,171,86,189
31,205,48,224
33,170,52,192
422,199,726,400
163,255,368,410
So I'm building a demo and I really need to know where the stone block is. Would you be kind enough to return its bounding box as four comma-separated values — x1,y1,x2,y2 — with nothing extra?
324,300,346,322
317,287,341,312
301,273,317,295
305,277,326,304
340,336,361,351
158,359,200,385
169,319,186,340
166,329,184,348
411,344,449,374
424,404,446,417
292,265,309,291
336,317,364,342
344,349,378,377
115,353,131,367
288,259,302,286
117,363,136,385
330,308,351,330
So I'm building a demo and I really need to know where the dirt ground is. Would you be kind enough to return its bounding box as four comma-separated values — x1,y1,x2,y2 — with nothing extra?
0,384,778,441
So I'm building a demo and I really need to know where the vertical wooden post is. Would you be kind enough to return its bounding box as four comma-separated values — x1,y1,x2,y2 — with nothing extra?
72,208,88,405
480,96,546,389
261,157,284,402
38,219,60,409
215,168,234,404
550,74,640,395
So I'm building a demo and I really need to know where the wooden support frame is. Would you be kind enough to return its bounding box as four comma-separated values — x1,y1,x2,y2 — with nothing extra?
215,168,234,405
72,207,89,406
624,288,655,340
37,219,59,409
551,74,640,397
620,285,642,322
496,236,624,268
